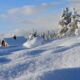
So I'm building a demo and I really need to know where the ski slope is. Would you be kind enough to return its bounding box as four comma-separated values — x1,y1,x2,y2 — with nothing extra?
0,36,80,80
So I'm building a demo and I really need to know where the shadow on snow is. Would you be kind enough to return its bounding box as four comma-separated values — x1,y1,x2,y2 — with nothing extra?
41,67,80,80
0,47,26,56
27,49,46,56
0,57,11,64
54,43,80,53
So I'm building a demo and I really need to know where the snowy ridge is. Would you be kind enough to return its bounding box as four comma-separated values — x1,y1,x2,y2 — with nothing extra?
0,36,80,80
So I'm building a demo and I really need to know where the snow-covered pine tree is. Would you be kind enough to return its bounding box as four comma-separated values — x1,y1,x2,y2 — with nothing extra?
41,30,57,40
58,8,80,37
28,29,38,40
58,8,72,37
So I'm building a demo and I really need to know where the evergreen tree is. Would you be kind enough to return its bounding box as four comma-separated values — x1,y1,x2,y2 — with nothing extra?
58,8,80,37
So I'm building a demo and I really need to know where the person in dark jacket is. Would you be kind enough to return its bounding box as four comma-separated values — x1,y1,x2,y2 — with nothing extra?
13,35,16,40
1,40,8,47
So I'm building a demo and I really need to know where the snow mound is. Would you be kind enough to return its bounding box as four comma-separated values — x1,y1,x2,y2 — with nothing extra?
4,36,27,46
23,36,43,48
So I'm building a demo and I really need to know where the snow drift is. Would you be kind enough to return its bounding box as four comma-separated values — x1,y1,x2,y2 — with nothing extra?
23,36,43,48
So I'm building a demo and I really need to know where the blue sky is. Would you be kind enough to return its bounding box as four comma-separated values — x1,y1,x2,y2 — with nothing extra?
0,0,71,33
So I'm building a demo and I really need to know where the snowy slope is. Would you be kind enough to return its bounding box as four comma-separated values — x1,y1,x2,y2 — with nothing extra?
4,36,27,46
0,36,80,80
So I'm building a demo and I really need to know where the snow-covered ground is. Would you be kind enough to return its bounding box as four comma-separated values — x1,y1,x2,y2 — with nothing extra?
0,36,80,80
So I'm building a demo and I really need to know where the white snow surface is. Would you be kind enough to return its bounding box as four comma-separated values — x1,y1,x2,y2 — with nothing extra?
0,36,80,80
23,36,43,48
3,36,27,46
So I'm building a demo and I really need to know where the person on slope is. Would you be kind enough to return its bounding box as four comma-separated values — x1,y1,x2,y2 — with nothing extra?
13,35,16,40
1,40,8,47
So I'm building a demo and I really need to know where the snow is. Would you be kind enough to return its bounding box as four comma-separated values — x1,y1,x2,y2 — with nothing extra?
23,36,43,48
3,36,27,46
0,36,80,80
75,28,80,36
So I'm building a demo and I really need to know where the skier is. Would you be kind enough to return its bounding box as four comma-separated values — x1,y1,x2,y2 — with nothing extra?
13,35,16,40
1,40,8,47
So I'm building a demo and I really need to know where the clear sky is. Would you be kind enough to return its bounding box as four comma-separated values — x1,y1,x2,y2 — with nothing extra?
0,0,77,33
